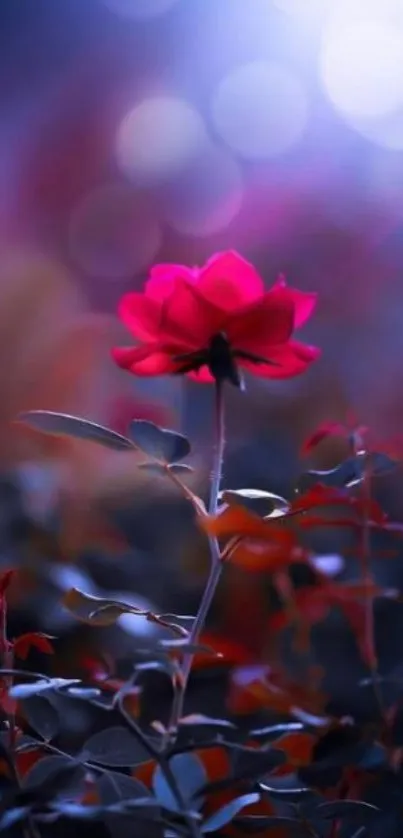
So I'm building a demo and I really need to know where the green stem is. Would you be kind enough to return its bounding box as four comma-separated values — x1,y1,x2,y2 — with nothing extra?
165,381,225,741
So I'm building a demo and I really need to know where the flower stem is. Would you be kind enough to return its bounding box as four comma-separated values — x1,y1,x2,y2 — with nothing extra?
165,380,225,741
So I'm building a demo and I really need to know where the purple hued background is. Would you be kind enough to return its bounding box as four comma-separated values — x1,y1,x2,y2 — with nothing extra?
3,0,403,443
2,0,403,705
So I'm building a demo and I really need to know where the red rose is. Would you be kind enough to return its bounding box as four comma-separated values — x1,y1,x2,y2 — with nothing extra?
112,251,320,386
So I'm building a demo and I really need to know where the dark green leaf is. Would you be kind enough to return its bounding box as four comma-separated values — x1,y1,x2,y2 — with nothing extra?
157,639,219,656
67,687,102,700
316,800,381,821
23,756,85,799
129,420,190,463
97,771,150,804
16,411,133,451
159,613,195,623
48,802,106,820
62,587,149,626
303,726,370,774
219,489,289,517
97,771,156,838
250,723,304,739
152,753,207,814
49,798,159,821
199,747,285,795
26,758,85,801
201,793,259,833
298,764,342,789
137,462,194,476
232,744,286,780
297,451,398,494
80,726,149,767
234,816,309,836
179,715,236,730
10,678,80,699
357,743,386,769
260,784,318,804
21,696,59,741
137,463,167,476
14,735,40,754
0,806,31,832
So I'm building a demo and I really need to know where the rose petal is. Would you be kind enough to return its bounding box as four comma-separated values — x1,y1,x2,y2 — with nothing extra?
123,350,180,377
227,293,295,350
145,264,196,301
197,251,264,311
187,366,215,383
271,275,317,328
161,280,226,346
117,293,163,341
111,344,157,369
239,340,321,379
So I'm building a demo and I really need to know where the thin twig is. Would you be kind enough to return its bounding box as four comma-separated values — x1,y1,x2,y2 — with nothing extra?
118,694,201,838
163,381,225,744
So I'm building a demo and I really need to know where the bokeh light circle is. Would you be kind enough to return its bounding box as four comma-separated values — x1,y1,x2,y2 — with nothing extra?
161,144,244,237
211,61,309,160
102,0,179,20
274,0,333,26
350,110,403,151
320,22,403,120
69,182,162,279
325,0,403,32
116,97,207,186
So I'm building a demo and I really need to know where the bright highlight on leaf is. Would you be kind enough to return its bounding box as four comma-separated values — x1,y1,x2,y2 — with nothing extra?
62,587,190,636
62,588,147,626
16,411,134,451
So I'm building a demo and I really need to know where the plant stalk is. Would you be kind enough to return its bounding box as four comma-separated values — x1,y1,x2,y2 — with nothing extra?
165,380,225,741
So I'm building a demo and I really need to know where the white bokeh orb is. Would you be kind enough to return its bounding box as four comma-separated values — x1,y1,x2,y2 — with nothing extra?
116,97,207,186
211,61,309,160
274,0,333,25
350,109,403,151
326,0,403,33
276,0,403,29
320,22,403,120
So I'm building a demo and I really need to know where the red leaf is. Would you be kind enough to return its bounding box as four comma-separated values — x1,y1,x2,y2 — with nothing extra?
227,539,305,573
79,654,113,682
192,633,252,669
0,571,15,595
14,632,55,660
301,422,347,456
121,687,142,719
292,484,353,513
292,485,387,528
202,502,297,545
16,747,43,779
228,664,327,718
274,731,316,768
298,514,361,530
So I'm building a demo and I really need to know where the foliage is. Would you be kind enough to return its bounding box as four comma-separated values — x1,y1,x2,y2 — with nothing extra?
3,260,403,838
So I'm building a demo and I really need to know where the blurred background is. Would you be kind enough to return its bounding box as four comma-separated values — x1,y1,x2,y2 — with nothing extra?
2,0,403,735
